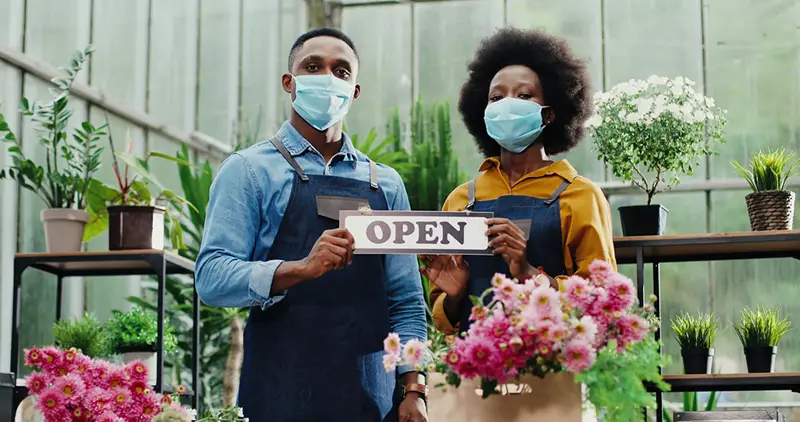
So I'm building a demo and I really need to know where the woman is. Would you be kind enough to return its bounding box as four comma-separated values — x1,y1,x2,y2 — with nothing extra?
423,28,616,336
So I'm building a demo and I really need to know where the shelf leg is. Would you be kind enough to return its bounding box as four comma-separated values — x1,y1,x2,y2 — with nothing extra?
55,276,63,323
192,280,200,412
653,262,663,422
147,255,167,393
636,247,645,305
10,262,28,378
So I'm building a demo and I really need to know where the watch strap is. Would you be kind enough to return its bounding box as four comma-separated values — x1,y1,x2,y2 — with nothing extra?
403,383,429,398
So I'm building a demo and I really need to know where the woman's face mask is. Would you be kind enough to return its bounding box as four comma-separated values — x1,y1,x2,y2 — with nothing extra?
483,97,548,153
291,74,355,132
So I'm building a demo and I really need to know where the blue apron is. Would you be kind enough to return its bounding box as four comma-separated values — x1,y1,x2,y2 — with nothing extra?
238,138,396,422
459,177,571,331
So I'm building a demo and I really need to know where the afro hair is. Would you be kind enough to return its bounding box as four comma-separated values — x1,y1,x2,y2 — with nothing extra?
458,27,594,157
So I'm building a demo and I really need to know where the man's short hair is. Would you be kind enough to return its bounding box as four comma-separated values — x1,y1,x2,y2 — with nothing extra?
287,27,359,71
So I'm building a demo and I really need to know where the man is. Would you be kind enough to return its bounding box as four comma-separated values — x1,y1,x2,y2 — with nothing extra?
196,28,429,422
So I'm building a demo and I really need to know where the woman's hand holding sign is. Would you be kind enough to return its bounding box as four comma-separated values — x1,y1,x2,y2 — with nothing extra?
486,218,533,281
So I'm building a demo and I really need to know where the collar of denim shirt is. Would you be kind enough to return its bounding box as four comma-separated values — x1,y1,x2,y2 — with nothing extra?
276,120,360,168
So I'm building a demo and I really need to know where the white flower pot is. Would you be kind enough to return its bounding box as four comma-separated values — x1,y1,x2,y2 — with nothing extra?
14,396,44,422
427,372,596,422
121,351,158,386
40,209,89,253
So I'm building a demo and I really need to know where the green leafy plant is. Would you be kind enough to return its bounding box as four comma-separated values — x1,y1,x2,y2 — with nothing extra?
588,76,727,205
671,312,719,349
83,120,194,249
52,312,105,358
103,306,178,354
731,148,800,192
197,405,247,422
349,126,414,176
0,45,105,209
734,305,792,347
576,339,671,421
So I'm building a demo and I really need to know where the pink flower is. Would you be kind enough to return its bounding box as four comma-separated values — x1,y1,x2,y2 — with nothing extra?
108,387,132,416
52,373,85,407
603,273,636,312
130,381,155,403
588,259,613,285
563,276,592,310
383,333,401,355
24,346,43,368
530,285,560,317
106,365,128,389
88,359,112,384
126,360,149,383
383,353,401,372
95,411,125,422
469,306,490,322
39,346,64,374
87,387,114,415
35,387,70,421
402,339,427,366
616,314,650,344
570,316,599,343
24,372,50,395
563,340,597,373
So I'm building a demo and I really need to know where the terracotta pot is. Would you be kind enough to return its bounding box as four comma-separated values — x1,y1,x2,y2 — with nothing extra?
121,351,158,385
427,372,596,422
40,209,89,253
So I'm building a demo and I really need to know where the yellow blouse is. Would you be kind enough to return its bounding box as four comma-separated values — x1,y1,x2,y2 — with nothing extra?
430,158,617,334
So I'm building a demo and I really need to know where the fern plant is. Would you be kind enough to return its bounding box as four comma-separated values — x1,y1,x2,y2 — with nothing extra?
734,306,792,347
103,306,178,355
52,312,105,358
731,148,800,192
0,45,105,209
671,312,719,349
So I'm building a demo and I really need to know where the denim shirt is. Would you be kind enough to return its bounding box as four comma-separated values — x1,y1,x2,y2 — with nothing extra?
196,121,428,374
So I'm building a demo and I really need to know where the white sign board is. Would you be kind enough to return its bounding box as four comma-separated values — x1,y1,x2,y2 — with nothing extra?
340,210,494,255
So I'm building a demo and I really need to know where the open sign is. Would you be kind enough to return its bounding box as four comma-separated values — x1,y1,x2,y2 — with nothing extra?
340,210,494,255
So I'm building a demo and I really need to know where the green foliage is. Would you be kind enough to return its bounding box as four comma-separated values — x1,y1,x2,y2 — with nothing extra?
588,76,727,205
128,143,248,415
731,147,800,192
197,406,247,422
103,306,178,355
83,122,194,249
670,312,719,349
0,45,105,209
733,305,792,347
349,127,414,176
575,339,671,422
52,312,105,358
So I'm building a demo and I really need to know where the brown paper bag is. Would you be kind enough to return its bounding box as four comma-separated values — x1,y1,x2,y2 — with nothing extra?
426,372,597,422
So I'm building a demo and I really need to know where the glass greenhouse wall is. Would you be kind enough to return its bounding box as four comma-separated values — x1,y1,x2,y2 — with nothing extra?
1,0,799,415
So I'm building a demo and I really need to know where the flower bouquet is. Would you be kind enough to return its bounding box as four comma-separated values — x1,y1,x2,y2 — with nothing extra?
22,346,194,422
383,260,669,421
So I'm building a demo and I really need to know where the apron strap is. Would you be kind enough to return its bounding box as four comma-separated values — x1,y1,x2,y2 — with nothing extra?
369,160,379,190
465,178,476,210
544,180,570,205
269,137,309,182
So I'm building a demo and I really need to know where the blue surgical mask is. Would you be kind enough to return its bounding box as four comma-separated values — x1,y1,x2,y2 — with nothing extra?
484,98,548,153
291,74,355,131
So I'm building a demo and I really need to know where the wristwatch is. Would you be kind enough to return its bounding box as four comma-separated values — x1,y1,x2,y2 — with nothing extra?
402,383,429,401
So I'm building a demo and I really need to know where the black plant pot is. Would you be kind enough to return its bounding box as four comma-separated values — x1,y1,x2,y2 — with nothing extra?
681,347,714,374
619,204,669,236
108,205,166,250
744,346,776,373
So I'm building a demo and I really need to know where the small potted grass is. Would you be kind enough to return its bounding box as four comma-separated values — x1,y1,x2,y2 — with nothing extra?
671,312,719,374
731,147,799,231
52,312,106,358
734,306,791,373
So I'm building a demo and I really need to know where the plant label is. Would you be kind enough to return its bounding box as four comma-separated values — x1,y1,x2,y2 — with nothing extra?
340,210,494,255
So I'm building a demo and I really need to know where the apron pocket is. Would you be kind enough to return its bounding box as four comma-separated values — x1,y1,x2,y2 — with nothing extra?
316,195,371,220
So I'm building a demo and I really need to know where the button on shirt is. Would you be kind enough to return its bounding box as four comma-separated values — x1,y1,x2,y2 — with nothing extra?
196,121,428,373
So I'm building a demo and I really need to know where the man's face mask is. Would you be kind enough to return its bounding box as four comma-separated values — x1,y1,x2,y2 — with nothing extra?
483,97,549,153
291,74,355,132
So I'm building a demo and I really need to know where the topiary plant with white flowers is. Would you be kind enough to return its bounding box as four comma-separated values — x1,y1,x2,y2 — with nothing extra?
587,75,727,205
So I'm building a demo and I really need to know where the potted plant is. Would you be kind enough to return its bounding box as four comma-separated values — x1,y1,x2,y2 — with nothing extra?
731,148,799,231
587,75,727,236
734,306,791,373
0,45,105,252
52,312,105,358
83,123,192,250
103,306,178,385
670,312,718,374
